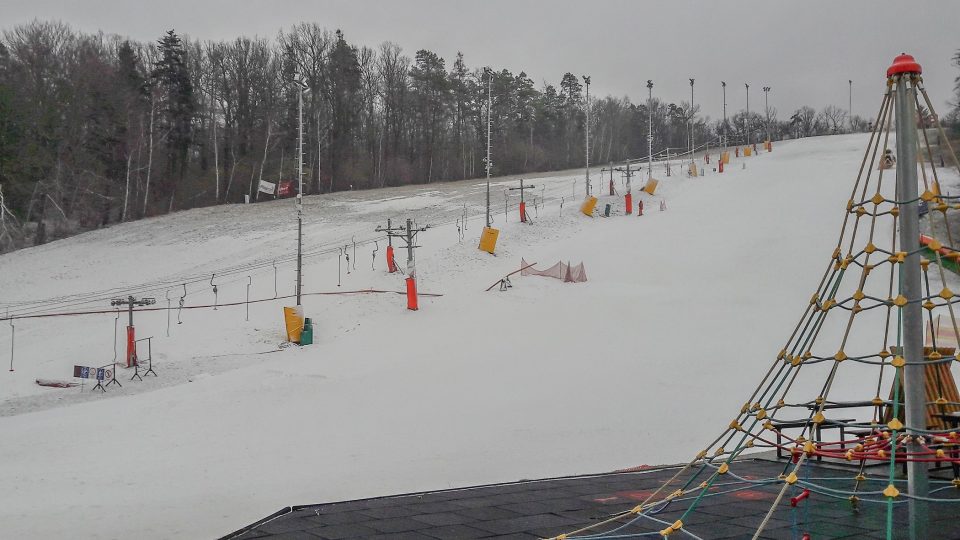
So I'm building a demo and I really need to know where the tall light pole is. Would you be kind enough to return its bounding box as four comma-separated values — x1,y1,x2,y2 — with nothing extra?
745,83,751,146
848,79,853,131
647,80,653,179
296,84,304,305
485,68,492,228
689,78,695,159
722,81,727,149
762,86,771,142
583,75,591,196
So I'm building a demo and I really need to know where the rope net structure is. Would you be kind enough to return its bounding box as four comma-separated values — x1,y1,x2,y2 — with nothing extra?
550,71,960,539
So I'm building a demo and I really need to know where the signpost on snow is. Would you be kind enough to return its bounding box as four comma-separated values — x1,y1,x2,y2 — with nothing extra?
74,364,113,393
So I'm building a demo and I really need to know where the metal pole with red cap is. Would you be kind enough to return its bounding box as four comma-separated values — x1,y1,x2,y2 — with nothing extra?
889,52,927,540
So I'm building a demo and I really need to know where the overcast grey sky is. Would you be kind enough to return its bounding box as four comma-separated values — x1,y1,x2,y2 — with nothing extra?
4,0,959,121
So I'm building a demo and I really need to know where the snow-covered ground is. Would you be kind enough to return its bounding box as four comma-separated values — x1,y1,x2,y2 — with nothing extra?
2,134,956,539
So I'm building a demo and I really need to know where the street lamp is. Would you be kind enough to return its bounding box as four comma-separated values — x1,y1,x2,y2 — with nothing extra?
762,86,771,142
583,75,591,196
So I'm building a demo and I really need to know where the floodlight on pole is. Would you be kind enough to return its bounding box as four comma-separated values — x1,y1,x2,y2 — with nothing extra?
849,79,853,131
296,82,305,306
583,75,591,197
647,80,653,179
689,78,695,161
722,81,727,149
745,83,751,146
762,86,771,142
485,68,492,228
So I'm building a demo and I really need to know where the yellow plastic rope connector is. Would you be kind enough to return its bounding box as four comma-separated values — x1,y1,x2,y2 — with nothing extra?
928,238,943,250
888,418,904,430
835,350,848,362
940,287,955,300
812,412,826,424
865,242,877,254
659,520,683,537
893,295,908,307
883,484,900,498
757,408,768,420
871,193,885,205
718,463,729,475
729,420,742,431
892,356,906,368
845,450,854,461
921,190,936,202
785,472,798,485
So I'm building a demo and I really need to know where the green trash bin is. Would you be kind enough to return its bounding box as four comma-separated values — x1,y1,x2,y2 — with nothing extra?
300,317,313,346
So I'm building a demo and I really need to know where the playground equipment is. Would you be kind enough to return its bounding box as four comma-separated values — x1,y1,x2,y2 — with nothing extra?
919,234,960,274
550,54,960,540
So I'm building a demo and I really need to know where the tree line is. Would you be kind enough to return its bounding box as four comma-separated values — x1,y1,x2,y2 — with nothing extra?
0,21,895,251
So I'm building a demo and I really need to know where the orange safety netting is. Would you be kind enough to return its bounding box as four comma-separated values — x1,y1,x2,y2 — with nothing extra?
520,258,588,283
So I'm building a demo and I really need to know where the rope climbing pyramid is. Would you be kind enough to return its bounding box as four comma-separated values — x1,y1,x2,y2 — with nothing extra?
550,54,960,540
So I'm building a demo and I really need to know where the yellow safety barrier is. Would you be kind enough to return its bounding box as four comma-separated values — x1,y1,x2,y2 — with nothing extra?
643,178,659,195
478,226,499,254
580,196,598,216
721,151,730,164
688,163,698,177
283,306,304,343
744,146,752,157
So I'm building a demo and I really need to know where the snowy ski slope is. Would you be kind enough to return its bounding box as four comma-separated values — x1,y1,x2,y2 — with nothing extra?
2,134,955,539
